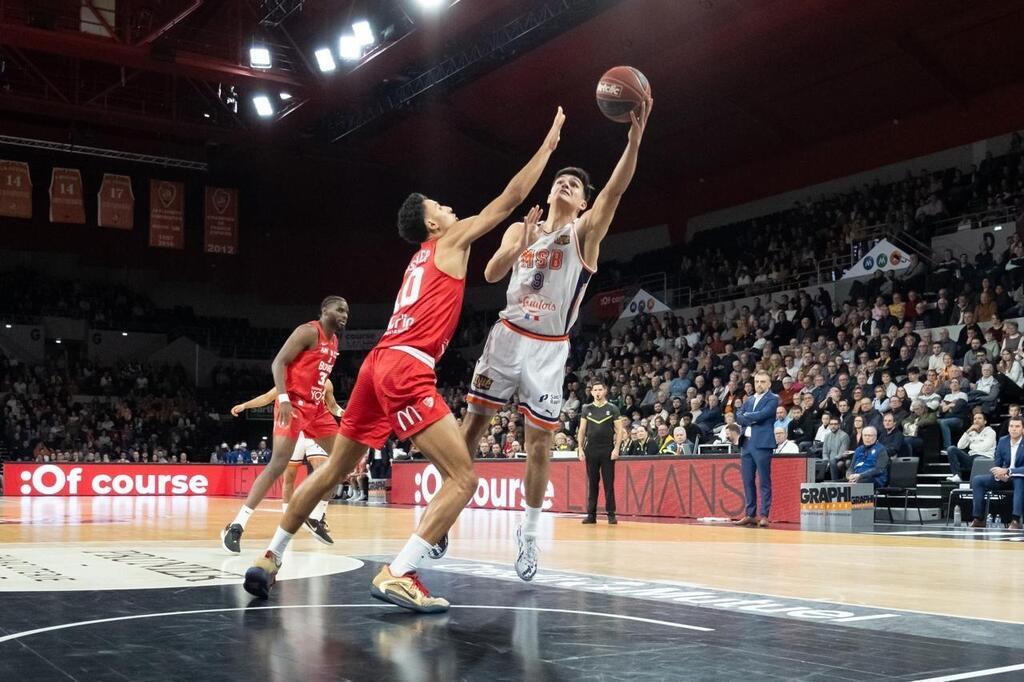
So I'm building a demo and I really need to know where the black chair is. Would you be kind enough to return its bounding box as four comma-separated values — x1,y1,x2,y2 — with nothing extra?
876,456,923,524
945,457,991,523
946,457,1010,523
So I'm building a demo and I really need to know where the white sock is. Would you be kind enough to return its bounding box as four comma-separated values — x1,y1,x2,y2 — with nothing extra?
282,503,288,512
522,505,541,538
268,527,294,561
312,499,329,520
389,534,433,576
232,505,254,529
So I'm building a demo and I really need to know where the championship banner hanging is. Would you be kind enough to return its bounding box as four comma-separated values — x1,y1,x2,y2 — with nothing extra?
149,179,185,249
203,186,238,255
98,174,134,229
49,167,86,224
0,160,32,218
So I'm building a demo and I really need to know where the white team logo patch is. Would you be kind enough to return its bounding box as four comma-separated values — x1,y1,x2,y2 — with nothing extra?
422,396,435,409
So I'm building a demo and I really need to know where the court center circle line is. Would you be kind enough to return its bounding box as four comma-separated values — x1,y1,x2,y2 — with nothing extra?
0,603,712,644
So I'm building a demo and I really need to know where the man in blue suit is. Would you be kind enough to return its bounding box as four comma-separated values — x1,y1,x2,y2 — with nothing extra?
735,371,780,528
971,415,1024,529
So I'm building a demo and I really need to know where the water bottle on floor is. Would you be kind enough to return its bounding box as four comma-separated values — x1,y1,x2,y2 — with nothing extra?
986,513,994,526
953,505,961,527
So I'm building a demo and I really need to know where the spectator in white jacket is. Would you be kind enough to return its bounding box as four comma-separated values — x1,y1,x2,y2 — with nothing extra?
944,410,997,483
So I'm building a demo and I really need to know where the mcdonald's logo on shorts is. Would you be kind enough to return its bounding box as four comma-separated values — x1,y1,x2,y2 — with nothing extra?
396,406,424,431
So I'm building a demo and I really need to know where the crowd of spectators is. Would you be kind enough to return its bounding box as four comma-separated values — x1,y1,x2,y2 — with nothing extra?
1,351,221,463
442,226,1024,469
589,132,1024,306
5,136,1024,471
679,138,1024,298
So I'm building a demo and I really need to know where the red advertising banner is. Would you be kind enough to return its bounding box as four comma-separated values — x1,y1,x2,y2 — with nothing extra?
203,186,238,255
149,179,185,249
392,456,812,524
5,463,308,498
596,288,627,319
49,167,86,224
98,174,135,229
0,160,32,218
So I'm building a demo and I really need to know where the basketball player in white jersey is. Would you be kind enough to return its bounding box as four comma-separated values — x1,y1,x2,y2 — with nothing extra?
229,381,344,544
461,98,652,580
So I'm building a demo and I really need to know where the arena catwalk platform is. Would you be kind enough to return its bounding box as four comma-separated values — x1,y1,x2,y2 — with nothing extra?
1,485,1022,681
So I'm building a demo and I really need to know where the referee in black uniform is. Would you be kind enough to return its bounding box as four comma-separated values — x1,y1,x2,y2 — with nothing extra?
577,381,625,524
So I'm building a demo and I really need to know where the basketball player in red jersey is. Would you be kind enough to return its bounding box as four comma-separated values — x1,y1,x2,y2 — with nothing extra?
220,296,348,554
229,379,344,541
461,98,651,580
244,107,566,611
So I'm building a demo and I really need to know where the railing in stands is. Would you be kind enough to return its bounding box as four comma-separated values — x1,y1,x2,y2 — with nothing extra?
666,252,853,309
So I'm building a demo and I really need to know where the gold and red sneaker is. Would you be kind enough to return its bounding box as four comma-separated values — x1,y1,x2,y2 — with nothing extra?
370,565,449,613
243,551,281,599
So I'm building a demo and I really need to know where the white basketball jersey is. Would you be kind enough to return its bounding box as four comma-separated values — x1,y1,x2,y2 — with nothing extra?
499,219,595,338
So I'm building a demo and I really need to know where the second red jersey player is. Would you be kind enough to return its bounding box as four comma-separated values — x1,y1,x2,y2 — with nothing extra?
220,296,348,555
274,319,340,440
245,107,566,613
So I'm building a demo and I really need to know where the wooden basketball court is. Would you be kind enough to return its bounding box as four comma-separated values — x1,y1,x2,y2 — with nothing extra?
2,496,1022,680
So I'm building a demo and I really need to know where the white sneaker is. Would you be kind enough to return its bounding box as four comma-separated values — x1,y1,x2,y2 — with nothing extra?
514,525,538,582
946,474,961,483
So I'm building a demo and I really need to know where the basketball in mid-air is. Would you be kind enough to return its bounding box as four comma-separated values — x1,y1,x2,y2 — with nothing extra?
595,66,651,123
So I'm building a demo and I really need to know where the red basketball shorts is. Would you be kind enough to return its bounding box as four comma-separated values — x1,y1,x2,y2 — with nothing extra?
273,398,337,440
338,347,450,449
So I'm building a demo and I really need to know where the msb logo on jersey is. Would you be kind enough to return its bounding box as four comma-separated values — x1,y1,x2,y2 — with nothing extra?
554,235,570,245
473,374,493,390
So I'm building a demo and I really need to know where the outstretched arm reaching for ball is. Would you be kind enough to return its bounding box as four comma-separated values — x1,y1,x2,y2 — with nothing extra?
577,98,653,267
439,107,564,258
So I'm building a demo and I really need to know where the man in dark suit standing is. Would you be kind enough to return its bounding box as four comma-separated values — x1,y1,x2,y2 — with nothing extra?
735,371,780,528
970,415,1024,529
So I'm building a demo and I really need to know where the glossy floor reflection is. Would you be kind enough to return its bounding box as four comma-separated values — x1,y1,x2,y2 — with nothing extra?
1,497,1023,680
2,558,1023,681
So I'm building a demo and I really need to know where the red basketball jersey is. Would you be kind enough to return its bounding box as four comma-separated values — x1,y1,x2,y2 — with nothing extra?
285,320,340,404
377,239,465,362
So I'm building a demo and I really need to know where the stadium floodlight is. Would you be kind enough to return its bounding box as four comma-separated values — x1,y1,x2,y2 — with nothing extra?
338,35,361,61
416,0,445,8
252,95,274,117
314,47,336,72
352,21,374,46
249,45,272,69
279,92,293,101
